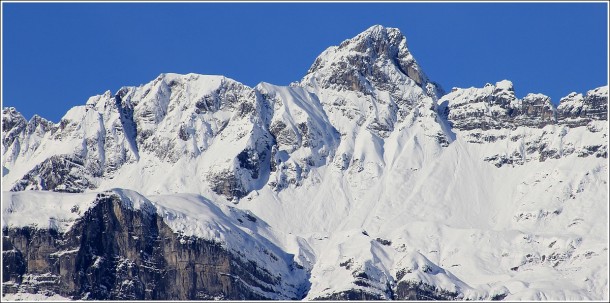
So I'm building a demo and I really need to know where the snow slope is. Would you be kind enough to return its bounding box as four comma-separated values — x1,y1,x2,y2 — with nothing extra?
2,25,608,300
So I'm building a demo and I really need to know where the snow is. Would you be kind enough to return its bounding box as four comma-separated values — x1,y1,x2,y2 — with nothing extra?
2,191,98,233
495,79,514,91
2,293,71,301
1,25,608,300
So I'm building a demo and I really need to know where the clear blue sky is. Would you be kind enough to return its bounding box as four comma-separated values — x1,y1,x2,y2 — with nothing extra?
2,2,608,122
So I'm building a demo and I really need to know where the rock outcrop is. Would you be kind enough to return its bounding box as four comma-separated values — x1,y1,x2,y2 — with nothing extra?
557,86,608,126
440,81,608,167
2,192,308,300
441,81,608,131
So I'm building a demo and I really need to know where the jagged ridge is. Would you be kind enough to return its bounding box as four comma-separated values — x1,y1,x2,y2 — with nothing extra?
2,25,608,301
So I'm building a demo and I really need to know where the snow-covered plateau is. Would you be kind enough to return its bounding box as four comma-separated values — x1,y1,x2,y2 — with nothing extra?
2,25,608,300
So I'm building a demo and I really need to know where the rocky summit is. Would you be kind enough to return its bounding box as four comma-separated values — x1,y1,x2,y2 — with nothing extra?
2,25,608,300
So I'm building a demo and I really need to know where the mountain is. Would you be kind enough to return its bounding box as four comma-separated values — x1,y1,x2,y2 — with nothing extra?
2,25,608,301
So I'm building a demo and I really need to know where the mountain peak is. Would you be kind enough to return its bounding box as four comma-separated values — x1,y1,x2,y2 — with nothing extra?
304,24,409,74
302,25,439,97
361,24,388,33
351,24,402,44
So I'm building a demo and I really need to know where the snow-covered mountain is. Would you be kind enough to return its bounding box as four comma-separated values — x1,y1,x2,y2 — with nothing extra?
2,25,608,300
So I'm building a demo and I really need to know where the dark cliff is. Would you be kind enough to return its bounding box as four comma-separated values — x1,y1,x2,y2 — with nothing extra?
2,193,306,300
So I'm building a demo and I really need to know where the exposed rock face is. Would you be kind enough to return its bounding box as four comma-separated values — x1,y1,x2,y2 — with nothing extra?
513,93,556,127
394,280,459,300
557,86,608,126
312,280,464,301
313,289,388,300
11,155,97,193
310,265,467,300
440,81,608,168
442,81,608,132
2,193,306,300
441,81,558,131
304,25,439,94
2,108,28,152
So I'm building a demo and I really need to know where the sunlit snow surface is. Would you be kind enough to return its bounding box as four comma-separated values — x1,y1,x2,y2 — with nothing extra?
3,103,607,300
2,25,608,300
2,293,71,301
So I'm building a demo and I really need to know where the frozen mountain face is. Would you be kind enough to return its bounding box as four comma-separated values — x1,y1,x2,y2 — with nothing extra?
2,74,276,200
2,109,55,172
441,81,608,168
301,25,448,141
2,25,609,301
2,108,27,157
256,83,340,191
296,25,453,201
2,26,452,200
